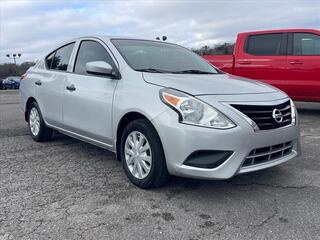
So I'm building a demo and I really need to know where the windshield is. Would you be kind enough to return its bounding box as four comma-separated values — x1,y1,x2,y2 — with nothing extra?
111,39,220,74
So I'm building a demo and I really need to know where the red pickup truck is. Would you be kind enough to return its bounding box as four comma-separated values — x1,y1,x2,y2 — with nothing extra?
203,29,320,102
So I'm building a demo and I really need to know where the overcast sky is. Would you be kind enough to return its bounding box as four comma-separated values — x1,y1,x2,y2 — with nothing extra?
0,0,319,64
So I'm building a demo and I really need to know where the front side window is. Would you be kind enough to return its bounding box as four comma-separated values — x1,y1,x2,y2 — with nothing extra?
74,40,114,75
293,33,320,55
111,39,219,74
245,33,283,55
50,43,75,71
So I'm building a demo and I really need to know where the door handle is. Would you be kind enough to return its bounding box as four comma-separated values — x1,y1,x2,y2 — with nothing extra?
289,60,303,65
35,80,42,86
237,60,251,65
66,84,76,91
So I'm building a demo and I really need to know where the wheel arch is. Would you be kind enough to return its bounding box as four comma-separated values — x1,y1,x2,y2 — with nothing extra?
115,111,159,161
25,97,37,122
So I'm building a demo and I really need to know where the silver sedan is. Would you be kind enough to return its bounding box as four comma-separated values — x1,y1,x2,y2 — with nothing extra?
19,36,300,188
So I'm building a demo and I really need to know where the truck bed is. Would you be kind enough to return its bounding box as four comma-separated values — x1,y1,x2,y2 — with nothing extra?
202,55,234,74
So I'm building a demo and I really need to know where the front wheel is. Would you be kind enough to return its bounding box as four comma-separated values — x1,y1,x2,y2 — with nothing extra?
120,119,169,189
28,102,52,142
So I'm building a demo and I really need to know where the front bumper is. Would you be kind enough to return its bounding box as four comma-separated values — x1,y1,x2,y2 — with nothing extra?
151,99,300,180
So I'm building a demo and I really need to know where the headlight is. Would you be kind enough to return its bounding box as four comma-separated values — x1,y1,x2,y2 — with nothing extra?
290,99,296,125
160,88,236,129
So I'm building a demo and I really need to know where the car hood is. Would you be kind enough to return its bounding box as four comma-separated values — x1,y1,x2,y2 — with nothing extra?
142,73,278,95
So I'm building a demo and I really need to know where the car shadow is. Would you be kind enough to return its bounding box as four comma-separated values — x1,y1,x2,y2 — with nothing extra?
295,101,320,115
297,108,320,116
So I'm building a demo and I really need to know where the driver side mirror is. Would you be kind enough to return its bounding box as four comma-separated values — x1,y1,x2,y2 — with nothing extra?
86,61,118,78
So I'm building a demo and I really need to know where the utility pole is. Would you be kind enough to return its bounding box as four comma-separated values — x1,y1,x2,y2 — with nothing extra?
6,53,21,64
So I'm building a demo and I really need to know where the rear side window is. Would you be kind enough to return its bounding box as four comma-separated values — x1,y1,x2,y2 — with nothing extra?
74,40,114,75
293,33,320,55
47,43,75,71
245,33,283,55
45,52,55,69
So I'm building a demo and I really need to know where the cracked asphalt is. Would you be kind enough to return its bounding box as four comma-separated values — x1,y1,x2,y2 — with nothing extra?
0,90,320,240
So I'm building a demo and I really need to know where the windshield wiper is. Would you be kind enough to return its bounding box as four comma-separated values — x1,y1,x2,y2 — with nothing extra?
171,69,218,74
136,68,219,74
135,68,169,73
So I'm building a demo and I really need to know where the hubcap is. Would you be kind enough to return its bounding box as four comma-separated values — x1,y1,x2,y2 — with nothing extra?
125,131,152,179
29,107,40,136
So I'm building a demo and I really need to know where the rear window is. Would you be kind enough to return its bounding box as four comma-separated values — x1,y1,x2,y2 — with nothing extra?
45,52,55,69
293,33,320,55
46,42,75,71
245,33,283,55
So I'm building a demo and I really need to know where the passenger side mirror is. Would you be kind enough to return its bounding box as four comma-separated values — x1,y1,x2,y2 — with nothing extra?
86,61,115,77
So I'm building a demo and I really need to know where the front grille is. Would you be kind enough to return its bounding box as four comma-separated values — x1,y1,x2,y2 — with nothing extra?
242,141,293,167
232,100,292,130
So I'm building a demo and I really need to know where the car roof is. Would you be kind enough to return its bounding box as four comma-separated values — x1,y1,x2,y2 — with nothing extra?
69,35,161,43
239,28,320,36
45,35,177,58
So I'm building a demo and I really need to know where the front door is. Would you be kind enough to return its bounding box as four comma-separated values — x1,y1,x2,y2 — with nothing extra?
234,33,289,92
62,40,118,145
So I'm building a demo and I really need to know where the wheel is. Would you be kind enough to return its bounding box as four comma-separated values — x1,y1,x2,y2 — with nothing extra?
120,119,169,189
28,102,53,142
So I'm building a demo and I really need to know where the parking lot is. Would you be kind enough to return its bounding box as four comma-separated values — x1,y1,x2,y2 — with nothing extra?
0,90,319,240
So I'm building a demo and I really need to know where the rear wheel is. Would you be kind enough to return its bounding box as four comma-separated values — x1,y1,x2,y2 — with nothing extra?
120,119,169,189
28,102,52,142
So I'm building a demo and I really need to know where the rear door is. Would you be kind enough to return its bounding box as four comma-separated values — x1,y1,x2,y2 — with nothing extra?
37,42,75,127
234,33,288,91
286,32,320,101
62,39,118,146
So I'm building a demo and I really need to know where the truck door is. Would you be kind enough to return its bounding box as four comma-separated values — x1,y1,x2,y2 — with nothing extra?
234,33,289,93
286,32,320,101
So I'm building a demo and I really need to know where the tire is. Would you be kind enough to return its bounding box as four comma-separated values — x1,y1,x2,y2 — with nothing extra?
27,102,53,142
120,119,170,189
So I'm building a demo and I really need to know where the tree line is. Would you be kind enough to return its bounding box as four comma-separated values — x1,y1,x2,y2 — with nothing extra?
192,42,234,55
0,62,35,80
